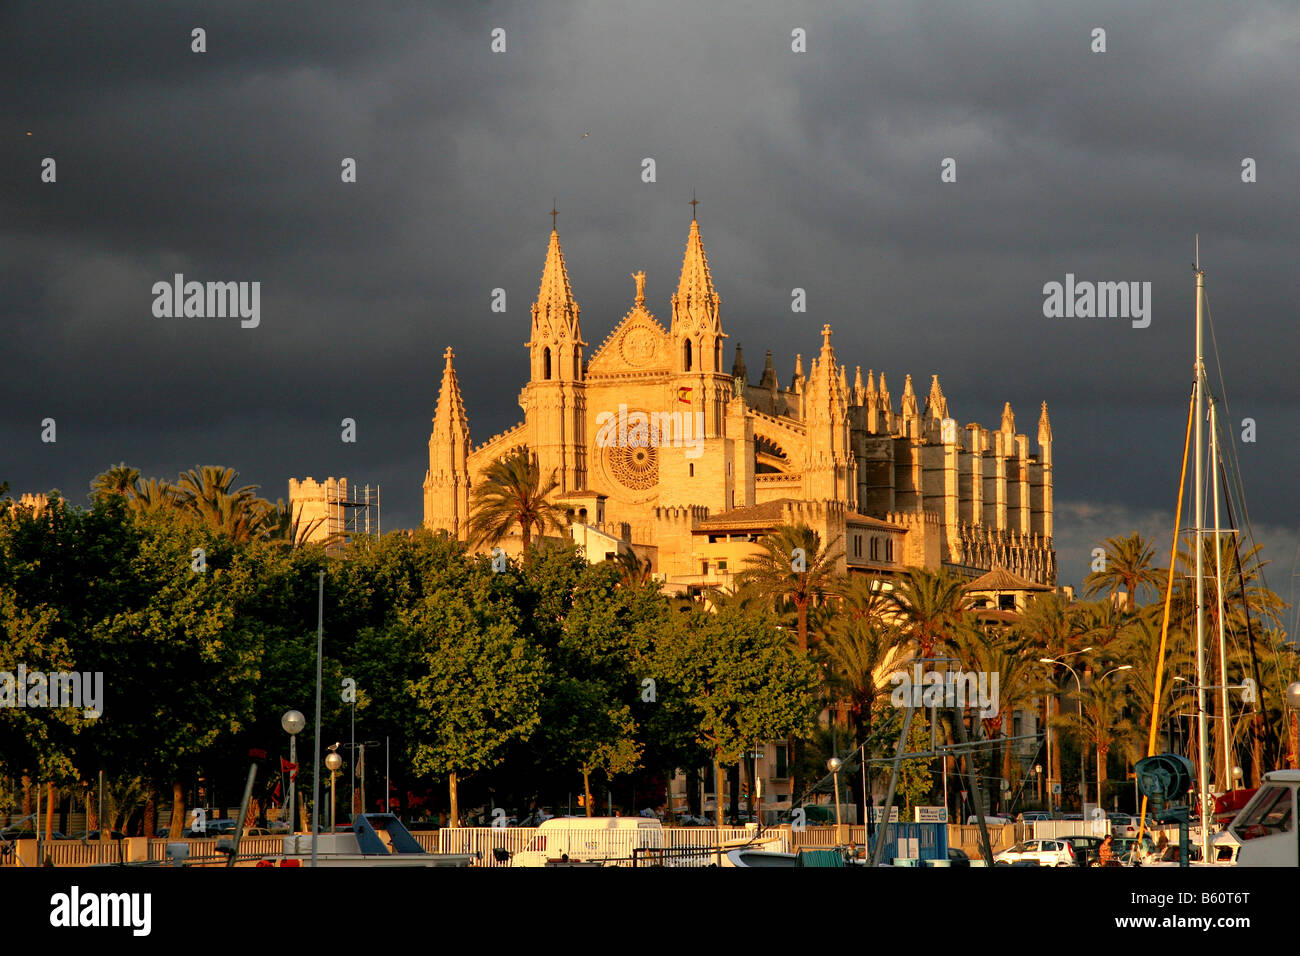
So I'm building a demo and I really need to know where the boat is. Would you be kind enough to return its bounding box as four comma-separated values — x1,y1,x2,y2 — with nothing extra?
258,813,475,867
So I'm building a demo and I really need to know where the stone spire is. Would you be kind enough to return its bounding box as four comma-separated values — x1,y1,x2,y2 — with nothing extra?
532,227,580,341
671,218,721,333
791,353,805,393
759,348,778,390
432,346,469,438
802,326,853,506
1001,401,1016,434
925,374,949,421
731,342,748,383
1038,401,1053,444
423,346,472,538
901,374,919,417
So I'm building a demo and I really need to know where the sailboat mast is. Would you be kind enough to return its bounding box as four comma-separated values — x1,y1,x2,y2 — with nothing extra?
1210,398,1232,789
1194,250,1211,861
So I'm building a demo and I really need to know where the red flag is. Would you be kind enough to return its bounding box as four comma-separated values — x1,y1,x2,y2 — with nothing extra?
677,386,692,405
280,757,298,780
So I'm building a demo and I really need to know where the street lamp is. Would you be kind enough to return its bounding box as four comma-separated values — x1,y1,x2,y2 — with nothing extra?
1035,764,1043,807
827,756,845,846
1040,649,1091,811
281,709,306,833
325,747,343,832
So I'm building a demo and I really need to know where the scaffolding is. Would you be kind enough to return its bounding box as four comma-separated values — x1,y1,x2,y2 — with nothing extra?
321,480,381,551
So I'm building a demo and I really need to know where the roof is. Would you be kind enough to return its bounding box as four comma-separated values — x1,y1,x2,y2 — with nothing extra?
964,566,1053,592
694,499,791,530
556,488,607,500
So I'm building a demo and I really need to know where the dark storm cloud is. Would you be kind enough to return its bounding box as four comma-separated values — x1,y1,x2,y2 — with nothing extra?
2,1,1298,603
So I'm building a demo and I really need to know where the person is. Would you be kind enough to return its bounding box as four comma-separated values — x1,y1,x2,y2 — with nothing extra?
1097,834,1116,867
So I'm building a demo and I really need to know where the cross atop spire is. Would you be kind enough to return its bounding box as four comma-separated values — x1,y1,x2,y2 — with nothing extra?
689,188,699,220
550,199,558,231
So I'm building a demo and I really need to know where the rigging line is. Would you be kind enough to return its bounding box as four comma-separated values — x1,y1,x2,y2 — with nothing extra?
1204,290,1283,632
1204,288,1289,694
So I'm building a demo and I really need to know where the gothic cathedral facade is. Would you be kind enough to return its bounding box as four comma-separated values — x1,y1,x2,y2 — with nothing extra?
424,217,1056,589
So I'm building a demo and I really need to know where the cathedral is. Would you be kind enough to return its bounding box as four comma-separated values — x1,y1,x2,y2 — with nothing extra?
423,215,1057,592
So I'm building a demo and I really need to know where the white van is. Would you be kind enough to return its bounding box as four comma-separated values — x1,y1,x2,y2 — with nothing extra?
511,817,665,867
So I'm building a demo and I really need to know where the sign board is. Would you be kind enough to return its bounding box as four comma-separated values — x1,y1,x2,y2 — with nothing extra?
868,806,901,823
914,806,948,823
1052,783,1062,795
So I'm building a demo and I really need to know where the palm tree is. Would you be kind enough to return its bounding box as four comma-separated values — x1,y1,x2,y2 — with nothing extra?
261,499,328,548
175,466,273,543
1053,673,1139,808
128,478,180,514
736,523,842,652
1083,533,1163,613
1114,607,1192,754
465,448,566,551
1016,591,1090,803
954,625,1050,814
90,463,140,501
886,567,972,659
820,619,907,823
613,548,653,588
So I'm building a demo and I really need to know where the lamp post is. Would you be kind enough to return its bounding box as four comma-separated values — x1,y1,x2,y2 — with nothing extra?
1035,764,1043,808
325,749,343,832
1093,666,1132,808
1040,648,1092,811
827,756,845,846
281,710,306,833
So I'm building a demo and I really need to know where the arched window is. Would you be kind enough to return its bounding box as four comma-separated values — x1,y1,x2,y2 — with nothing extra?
574,349,580,380
543,347,552,380
683,340,693,371
715,340,722,371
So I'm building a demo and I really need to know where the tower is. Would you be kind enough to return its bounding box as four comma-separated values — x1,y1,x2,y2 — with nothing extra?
801,324,855,506
423,347,471,537
661,214,732,510
523,223,588,492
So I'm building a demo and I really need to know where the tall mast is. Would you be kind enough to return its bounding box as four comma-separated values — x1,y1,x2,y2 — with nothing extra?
1194,244,1210,861
1211,397,1232,789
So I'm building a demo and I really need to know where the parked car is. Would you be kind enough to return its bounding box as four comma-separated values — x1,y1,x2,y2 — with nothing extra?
1108,813,1138,838
1018,811,1052,823
994,838,1075,867
947,847,972,867
69,830,127,842
204,819,238,836
1060,835,1104,865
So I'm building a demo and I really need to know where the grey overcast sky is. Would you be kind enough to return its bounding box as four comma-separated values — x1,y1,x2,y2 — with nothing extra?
3,1,1299,611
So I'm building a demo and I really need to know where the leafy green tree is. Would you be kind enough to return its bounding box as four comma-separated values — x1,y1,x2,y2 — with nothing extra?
659,605,819,825
403,560,546,825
